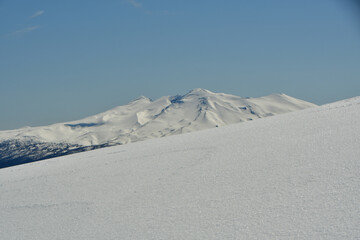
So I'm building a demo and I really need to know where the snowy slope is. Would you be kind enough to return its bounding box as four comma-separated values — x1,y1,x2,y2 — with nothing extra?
0,96,359,239
0,89,316,168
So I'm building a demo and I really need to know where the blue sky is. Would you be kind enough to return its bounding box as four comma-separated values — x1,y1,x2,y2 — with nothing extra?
1,0,360,130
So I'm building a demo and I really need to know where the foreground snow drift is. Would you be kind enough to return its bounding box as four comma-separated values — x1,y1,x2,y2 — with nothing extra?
0,97,359,239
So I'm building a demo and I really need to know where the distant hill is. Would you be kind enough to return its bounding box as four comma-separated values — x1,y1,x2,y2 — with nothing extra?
0,89,316,168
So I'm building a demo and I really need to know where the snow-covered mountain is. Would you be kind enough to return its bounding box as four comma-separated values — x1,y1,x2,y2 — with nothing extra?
0,89,316,168
0,96,358,239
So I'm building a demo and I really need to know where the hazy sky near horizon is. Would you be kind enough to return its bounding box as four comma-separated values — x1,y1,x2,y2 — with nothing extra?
1,0,360,130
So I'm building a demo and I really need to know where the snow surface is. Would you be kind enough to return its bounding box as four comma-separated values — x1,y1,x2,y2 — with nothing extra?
0,89,316,146
0,96,359,239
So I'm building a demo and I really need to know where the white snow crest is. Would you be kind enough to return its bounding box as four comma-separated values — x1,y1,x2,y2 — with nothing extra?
0,89,316,147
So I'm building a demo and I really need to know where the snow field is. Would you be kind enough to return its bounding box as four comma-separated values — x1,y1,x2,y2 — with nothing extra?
0,96,359,239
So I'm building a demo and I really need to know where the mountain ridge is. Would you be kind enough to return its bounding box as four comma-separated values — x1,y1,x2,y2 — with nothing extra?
0,89,316,168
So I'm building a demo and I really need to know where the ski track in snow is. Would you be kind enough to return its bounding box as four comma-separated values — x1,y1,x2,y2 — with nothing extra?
0,96,359,239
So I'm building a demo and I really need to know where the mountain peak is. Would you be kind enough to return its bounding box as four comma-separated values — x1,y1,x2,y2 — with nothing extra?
129,96,151,103
186,88,213,95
